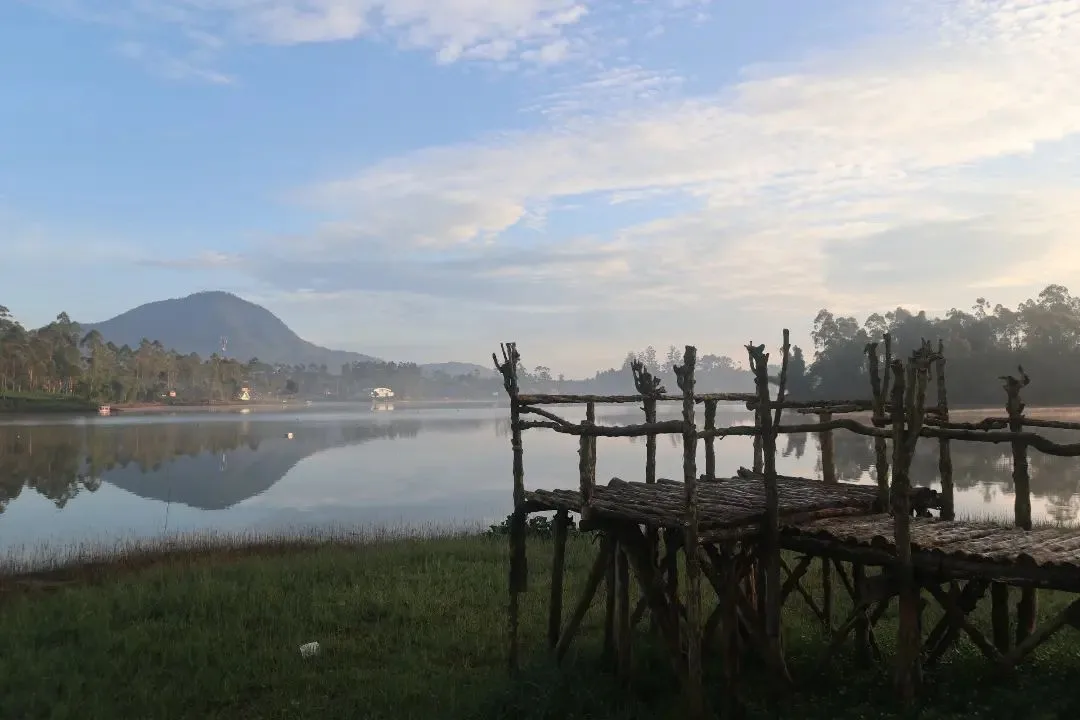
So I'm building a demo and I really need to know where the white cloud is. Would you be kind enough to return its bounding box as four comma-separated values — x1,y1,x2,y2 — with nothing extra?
28,0,1080,371
220,0,1080,371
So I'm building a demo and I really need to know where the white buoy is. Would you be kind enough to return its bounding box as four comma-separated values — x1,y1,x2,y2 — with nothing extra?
286,432,294,439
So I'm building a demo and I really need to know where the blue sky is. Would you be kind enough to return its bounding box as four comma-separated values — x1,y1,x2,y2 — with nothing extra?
2,0,1078,375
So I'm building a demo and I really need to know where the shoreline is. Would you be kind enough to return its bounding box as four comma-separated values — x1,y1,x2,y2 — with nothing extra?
0,396,503,416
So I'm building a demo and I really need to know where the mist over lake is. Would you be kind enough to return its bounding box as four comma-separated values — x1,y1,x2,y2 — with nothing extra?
3,404,1080,560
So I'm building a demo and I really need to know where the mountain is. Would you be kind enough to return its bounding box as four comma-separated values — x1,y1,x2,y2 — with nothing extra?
81,291,378,368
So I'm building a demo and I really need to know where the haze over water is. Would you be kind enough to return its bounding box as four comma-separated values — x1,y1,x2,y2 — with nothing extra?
3,405,1080,561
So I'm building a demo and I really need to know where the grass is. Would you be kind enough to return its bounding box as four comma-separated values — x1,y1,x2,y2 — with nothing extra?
3,533,1080,719
0,391,98,413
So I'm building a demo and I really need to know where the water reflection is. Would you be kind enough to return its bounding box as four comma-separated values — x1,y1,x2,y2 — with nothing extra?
0,415,484,514
2,408,1080,551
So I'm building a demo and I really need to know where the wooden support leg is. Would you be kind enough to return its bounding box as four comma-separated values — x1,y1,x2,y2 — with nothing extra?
663,528,680,622
780,556,827,626
991,582,1010,653
923,580,987,667
821,556,833,632
1016,588,1037,646
1000,598,1080,671
603,541,617,665
924,582,1002,664
779,555,813,604
852,563,871,662
555,536,613,663
616,545,632,678
547,508,569,649
630,596,649,629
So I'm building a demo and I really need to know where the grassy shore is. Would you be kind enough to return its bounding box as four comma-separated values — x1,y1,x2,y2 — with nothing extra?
2,532,1079,720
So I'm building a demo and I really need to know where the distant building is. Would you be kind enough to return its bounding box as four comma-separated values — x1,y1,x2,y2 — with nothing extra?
238,386,252,401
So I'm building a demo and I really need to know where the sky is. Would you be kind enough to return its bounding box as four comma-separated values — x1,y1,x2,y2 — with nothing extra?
2,0,1079,377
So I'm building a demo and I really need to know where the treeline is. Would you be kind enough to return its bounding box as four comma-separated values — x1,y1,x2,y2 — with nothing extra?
803,284,1080,406
7,284,1079,406
0,305,506,402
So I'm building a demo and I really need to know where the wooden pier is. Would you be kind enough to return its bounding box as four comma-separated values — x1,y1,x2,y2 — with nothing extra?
493,333,1080,717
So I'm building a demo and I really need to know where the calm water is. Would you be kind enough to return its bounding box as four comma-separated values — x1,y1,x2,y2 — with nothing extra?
3,404,1080,557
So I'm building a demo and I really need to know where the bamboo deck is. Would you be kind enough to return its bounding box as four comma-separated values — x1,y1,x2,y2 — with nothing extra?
784,515,1080,590
525,474,881,540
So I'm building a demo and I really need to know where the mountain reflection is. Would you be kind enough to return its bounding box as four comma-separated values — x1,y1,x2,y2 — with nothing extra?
3,410,1080,524
0,416,489,513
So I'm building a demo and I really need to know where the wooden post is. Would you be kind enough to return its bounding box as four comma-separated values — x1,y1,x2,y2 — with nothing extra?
866,340,890,510
890,346,931,703
747,340,790,683
819,411,836,484
853,563,871,661
579,402,597,504
1003,367,1036,644
616,545,632,677
493,342,527,673
935,340,954,521
704,399,718,479
548,508,570,649
632,361,663,628
603,544,616,664
675,346,705,719
645,397,658,485
991,582,1011,652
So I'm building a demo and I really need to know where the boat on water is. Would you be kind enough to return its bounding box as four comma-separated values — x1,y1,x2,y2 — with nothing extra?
97,405,111,416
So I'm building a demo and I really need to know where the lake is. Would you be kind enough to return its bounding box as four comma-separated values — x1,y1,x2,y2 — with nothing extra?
3,404,1080,560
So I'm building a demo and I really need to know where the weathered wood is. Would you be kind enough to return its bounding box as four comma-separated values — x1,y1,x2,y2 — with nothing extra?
616,545,632,678
493,342,527,673
819,411,836,484
772,329,792,431
578,402,597,505
935,341,955,520
747,339,790,684
1003,367,1037,644
663,528,680,624
923,579,987,666
547,508,570,649
780,554,814,604
520,405,575,427
603,541,616,665
675,345,705,720
518,392,755,405
991,582,1010,652
598,520,689,682
891,345,935,703
780,556,826,625
555,536,613,662
526,413,1080,454
999,598,1080,670
852,563,871,661
641,386,660,630
924,581,1003,663
704,399,718,479
821,556,833,631
866,340,891,510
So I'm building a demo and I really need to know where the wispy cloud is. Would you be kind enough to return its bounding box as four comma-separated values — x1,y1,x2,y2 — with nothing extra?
138,251,244,269
158,0,1073,370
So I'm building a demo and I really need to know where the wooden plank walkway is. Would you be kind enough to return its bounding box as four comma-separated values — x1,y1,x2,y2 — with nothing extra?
784,515,1080,591
524,474,882,540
